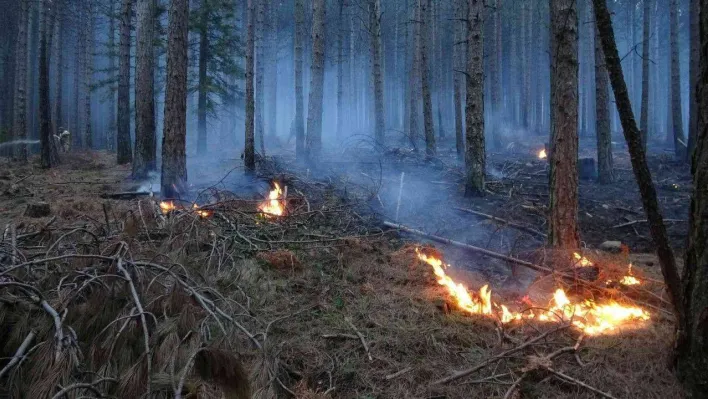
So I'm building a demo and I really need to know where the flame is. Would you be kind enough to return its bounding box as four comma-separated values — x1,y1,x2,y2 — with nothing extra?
192,204,212,218
158,201,212,218
415,249,650,335
538,149,547,159
259,183,285,216
573,252,593,267
618,264,641,286
159,201,176,214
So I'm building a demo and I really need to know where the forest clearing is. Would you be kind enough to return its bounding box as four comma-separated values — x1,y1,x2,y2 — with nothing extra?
1,0,707,398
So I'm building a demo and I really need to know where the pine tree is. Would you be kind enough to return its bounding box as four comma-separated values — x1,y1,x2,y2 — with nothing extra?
464,0,484,197
640,0,651,149
305,0,326,162
244,0,256,171
594,6,613,184
117,0,133,165
670,0,686,160
12,0,29,162
294,0,305,159
370,0,385,144
133,0,157,178
420,0,435,157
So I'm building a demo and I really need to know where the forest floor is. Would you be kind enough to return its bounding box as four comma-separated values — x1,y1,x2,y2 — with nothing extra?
0,147,687,398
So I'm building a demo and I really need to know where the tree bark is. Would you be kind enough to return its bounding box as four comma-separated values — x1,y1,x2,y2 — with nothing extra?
464,0,485,197
255,0,265,155
305,0,326,163
244,0,256,171
197,0,209,155
12,0,29,162
117,0,133,165
39,0,57,168
687,0,700,161
107,0,116,152
160,0,189,197
592,0,682,319
675,0,708,395
640,0,651,149
133,0,156,178
337,0,344,138
83,2,94,149
670,0,687,160
420,0,435,157
548,0,579,249
453,0,464,159
594,8,613,184
408,0,420,150
294,0,305,159
370,0,385,145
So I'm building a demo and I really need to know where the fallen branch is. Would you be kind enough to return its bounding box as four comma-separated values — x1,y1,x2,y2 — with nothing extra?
454,207,547,239
612,219,686,229
544,366,617,398
0,331,36,379
383,221,553,275
385,367,413,380
346,318,373,361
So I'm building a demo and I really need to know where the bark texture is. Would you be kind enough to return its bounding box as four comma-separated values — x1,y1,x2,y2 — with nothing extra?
336,0,344,138
453,0,464,158
464,0,485,197
39,0,57,168
640,0,651,148
408,0,420,150
548,0,580,248
107,0,116,152
688,0,699,160
294,0,305,159
255,0,265,155
370,0,385,144
244,0,256,171
117,0,133,165
12,0,29,162
197,0,209,155
670,0,686,160
676,0,708,395
594,11,613,184
161,0,189,197
420,0,435,157
306,0,326,162
83,4,94,149
133,0,156,178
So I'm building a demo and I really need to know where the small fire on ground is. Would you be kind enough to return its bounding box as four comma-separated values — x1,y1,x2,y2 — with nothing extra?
259,183,286,217
538,149,547,159
415,248,649,335
159,201,213,218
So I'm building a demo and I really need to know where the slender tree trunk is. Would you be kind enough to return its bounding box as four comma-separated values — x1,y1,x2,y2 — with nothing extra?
453,0,464,158
370,0,385,144
133,0,156,178
39,0,57,168
12,0,29,162
305,0,326,163
266,0,277,140
244,0,256,171
107,0,116,152
84,3,94,149
74,16,82,148
594,8,613,184
670,0,686,159
408,0,420,150
521,2,530,129
675,0,708,394
464,0,484,196
117,0,133,165
592,0,682,319
255,0,265,155
687,0,699,160
294,0,305,159
197,0,209,155
548,0,579,249
491,0,502,146
640,0,651,149
420,0,435,156
161,0,190,196
337,0,344,138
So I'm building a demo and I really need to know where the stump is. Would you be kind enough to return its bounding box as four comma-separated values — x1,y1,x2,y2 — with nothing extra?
578,158,596,181
24,202,51,218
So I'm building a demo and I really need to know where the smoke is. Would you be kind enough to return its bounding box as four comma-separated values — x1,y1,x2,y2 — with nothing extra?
0,140,41,149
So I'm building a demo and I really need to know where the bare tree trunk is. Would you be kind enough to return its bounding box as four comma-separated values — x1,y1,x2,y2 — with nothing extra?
420,0,435,157
74,12,82,149
491,0,502,147
370,0,385,144
520,2,530,129
337,0,344,138
84,2,94,149
408,0,420,150
255,0,265,155
592,0,682,319
640,0,651,149
464,0,484,197
675,0,708,394
453,0,464,159
39,0,57,168
133,0,156,178
107,0,116,152
294,0,305,160
51,9,60,140
12,0,29,162
670,0,686,160
305,0,326,163
594,8,613,184
266,0,277,140
687,0,699,160
161,0,189,196
117,0,133,165
197,0,209,155
548,0,579,249
244,0,255,171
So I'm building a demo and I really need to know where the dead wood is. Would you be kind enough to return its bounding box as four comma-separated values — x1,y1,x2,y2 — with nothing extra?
453,206,547,239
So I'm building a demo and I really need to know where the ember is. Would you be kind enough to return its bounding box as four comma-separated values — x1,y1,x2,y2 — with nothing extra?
538,148,547,159
158,201,212,218
573,252,593,267
259,182,286,216
416,248,650,335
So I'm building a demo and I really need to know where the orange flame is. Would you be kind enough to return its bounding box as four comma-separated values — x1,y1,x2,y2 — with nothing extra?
538,149,547,159
192,204,212,218
259,183,285,216
573,252,593,267
416,249,650,335
159,201,176,214
159,201,212,218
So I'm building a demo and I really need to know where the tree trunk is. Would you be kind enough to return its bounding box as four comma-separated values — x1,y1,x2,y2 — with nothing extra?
117,0,133,165
74,13,82,148
133,0,156,178
420,0,435,157
640,0,651,149
464,0,484,197
453,0,464,159
305,0,326,163
160,0,189,197
687,0,699,161
370,0,385,144
52,12,64,142
107,0,116,152
594,8,613,184
266,0,277,141
244,0,256,171
255,0,265,155
592,0,682,319
670,0,686,160
294,0,305,160
337,0,344,138
548,0,579,249
12,0,29,162
408,0,420,150
39,0,57,168
84,3,94,149
197,0,209,155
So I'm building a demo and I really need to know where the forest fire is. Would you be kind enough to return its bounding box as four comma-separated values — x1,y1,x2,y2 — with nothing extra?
573,252,593,267
259,183,286,216
538,148,547,159
415,248,650,335
158,201,212,218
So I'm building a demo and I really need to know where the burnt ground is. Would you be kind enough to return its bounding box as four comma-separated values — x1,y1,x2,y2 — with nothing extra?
0,148,687,398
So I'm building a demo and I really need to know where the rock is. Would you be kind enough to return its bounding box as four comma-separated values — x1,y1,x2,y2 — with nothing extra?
24,202,51,218
599,240,623,253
